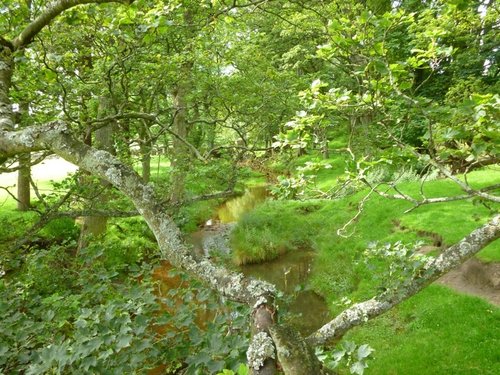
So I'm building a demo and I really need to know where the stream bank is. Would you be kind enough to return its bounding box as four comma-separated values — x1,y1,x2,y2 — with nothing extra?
187,185,332,335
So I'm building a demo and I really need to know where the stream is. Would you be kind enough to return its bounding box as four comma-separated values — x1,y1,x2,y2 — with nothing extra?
189,186,331,335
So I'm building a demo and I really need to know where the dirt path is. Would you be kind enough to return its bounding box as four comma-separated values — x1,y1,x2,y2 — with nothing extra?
437,258,500,306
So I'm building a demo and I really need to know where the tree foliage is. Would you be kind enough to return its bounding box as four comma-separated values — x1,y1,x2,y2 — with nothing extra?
0,0,498,374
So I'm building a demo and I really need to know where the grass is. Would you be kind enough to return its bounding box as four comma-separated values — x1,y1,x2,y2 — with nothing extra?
2,153,499,373
343,285,500,374
232,168,499,298
231,199,324,265
231,164,499,373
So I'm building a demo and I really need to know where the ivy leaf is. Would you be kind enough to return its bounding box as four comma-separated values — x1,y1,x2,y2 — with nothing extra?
350,361,368,375
116,334,133,349
237,364,249,375
343,341,356,354
357,344,374,360
188,351,211,366
207,359,225,373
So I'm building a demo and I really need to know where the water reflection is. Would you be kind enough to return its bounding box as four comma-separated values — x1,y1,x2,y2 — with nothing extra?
188,185,331,336
217,185,268,223
240,250,331,336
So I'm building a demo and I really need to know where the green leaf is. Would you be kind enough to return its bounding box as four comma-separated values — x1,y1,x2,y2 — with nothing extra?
116,334,133,349
237,364,249,375
207,360,225,373
373,42,385,55
189,351,211,366
351,361,367,375
357,344,374,360
344,341,356,354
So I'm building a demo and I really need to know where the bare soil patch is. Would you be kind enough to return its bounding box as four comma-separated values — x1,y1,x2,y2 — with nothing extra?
437,258,500,306
413,227,499,307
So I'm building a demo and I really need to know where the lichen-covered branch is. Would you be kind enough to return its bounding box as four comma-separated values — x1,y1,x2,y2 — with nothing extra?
269,324,334,375
307,215,500,347
0,123,276,306
247,332,275,373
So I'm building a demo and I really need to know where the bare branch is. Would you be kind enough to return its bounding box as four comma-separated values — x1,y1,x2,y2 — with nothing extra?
0,152,51,173
9,187,75,251
377,120,500,204
0,186,20,204
90,111,208,162
337,186,376,238
429,159,500,203
362,175,500,213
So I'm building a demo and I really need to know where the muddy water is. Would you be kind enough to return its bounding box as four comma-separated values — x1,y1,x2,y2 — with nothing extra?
240,250,331,335
202,186,331,335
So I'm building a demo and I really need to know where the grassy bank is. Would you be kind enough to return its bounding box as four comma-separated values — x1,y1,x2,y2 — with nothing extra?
230,167,499,373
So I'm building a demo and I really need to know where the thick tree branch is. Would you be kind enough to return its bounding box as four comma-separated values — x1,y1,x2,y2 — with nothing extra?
306,214,500,347
12,0,131,50
0,37,14,51
0,122,276,306
1,122,284,374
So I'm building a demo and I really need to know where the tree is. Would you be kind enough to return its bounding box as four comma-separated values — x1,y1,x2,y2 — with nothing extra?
0,1,498,374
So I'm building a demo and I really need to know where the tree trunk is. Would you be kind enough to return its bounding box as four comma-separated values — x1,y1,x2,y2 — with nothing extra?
169,81,190,204
141,145,151,183
17,152,30,210
78,97,115,250
0,48,14,131
16,100,31,210
138,121,151,183
169,8,195,204
316,126,329,159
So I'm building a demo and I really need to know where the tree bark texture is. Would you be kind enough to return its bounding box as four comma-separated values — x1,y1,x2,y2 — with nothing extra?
17,152,31,210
